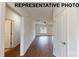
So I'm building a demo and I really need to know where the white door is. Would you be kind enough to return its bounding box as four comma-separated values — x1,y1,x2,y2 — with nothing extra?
53,9,67,57
4,19,12,48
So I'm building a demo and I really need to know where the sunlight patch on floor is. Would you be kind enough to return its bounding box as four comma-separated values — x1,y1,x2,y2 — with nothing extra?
38,36,49,45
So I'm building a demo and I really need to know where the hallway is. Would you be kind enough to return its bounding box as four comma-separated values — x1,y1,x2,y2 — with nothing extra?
24,36,55,57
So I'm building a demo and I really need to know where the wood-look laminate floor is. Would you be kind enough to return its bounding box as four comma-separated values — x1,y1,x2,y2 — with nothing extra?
24,36,55,57
5,44,20,57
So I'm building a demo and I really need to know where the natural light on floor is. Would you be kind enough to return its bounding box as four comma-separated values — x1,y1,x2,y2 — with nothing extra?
38,36,49,45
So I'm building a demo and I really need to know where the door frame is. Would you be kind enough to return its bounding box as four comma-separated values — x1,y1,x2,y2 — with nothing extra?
53,8,68,57
5,18,13,48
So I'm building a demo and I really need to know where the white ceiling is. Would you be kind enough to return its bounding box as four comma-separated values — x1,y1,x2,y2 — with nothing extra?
23,7,53,24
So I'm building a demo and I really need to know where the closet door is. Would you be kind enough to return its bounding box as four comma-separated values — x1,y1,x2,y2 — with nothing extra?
4,19,12,48
53,9,67,57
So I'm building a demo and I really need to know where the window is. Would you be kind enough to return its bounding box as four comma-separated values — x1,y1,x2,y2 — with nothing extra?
40,26,47,33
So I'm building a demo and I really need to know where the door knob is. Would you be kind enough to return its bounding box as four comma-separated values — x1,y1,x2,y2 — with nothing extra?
62,42,66,45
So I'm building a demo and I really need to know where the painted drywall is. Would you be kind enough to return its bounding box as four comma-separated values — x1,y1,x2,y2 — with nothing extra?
22,17,35,56
67,8,78,57
7,3,35,56
53,7,66,17
0,3,5,57
35,24,53,36
5,7,21,48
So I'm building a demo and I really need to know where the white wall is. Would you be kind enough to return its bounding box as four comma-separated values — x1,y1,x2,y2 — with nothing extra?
67,8,78,57
0,3,5,57
5,6,21,48
35,24,53,36
22,17,35,56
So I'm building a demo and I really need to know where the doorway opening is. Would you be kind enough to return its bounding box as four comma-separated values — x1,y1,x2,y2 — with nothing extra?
4,19,14,52
4,4,21,57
